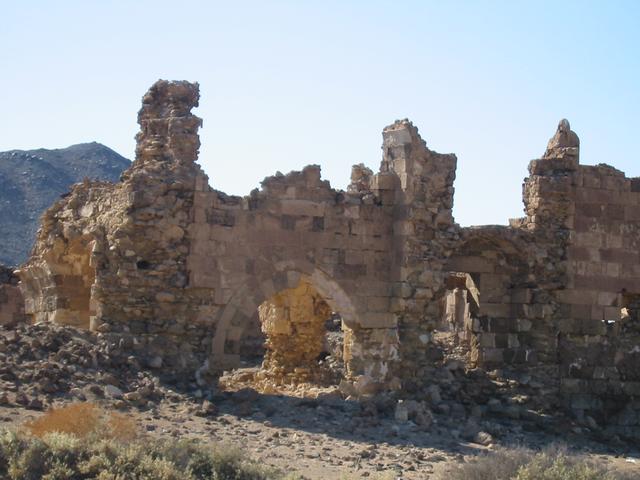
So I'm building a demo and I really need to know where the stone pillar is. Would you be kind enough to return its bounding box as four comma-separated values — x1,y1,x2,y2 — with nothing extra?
522,119,580,364
377,119,457,386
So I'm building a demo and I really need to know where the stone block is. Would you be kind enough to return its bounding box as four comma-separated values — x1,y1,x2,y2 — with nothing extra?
479,303,511,318
281,200,325,217
479,348,504,364
507,334,521,348
574,231,603,248
516,318,532,332
603,306,621,321
604,235,623,249
597,291,619,306
622,382,640,396
576,203,603,218
366,296,390,312
371,172,398,191
624,205,640,222
447,255,495,274
479,333,495,348
557,289,598,306
571,394,597,410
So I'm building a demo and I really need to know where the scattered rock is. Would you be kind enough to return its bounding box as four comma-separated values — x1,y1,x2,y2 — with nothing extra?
474,431,494,446
147,356,163,369
104,385,124,399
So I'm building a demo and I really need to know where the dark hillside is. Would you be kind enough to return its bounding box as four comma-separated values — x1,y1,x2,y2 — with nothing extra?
0,143,130,266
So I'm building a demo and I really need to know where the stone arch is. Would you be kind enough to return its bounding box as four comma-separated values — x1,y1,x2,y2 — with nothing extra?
210,260,360,369
20,234,99,329
444,231,531,307
443,229,534,366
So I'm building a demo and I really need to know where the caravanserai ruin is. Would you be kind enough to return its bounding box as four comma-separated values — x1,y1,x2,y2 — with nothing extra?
8,80,640,437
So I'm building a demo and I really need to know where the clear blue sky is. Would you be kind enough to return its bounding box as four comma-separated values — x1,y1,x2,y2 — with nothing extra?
2,1,639,225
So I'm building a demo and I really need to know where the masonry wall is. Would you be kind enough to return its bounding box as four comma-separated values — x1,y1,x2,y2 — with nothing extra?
20,82,459,394
18,81,208,379
187,163,399,388
558,164,640,433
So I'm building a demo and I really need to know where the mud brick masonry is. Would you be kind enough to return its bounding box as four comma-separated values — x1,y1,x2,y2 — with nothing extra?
8,81,640,435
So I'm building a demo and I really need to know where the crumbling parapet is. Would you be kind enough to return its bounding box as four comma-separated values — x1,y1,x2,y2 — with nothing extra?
134,80,202,167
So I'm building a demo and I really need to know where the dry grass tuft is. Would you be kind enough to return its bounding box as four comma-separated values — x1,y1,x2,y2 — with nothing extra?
24,402,101,439
0,428,288,480
24,402,138,442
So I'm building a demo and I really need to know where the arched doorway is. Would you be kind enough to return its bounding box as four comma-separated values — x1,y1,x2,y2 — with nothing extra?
214,269,356,395
434,272,480,363
444,231,532,367
257,277,343,385
21,235,97,329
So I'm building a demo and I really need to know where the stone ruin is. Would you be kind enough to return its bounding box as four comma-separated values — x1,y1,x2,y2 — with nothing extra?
6,80,640,437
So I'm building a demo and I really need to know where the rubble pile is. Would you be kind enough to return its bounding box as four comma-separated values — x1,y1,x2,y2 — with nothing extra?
0,323,191,410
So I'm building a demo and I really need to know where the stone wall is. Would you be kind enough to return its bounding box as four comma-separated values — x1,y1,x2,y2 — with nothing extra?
15,82,640,434
0,265,25,327
555,161,640,433
516,121,640,434
18,81,208,378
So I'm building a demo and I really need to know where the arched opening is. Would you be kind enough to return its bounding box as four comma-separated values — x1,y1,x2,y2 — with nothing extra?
52,237,97,329
434,272,480,363
444,232,531,367
218,272,351,395
21,236,99,328
258,278,343,384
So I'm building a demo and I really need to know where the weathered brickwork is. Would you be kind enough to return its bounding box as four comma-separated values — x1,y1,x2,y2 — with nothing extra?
14,81,640,435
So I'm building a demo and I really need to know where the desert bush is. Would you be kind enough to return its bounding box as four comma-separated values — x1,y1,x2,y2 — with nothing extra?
104,412,139,442
25,403,101,439
514,448,622,480
0,427,287,480
24,402,139,442
436,444,633,480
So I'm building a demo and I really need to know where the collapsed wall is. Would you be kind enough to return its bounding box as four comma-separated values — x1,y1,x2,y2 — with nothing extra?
15,81,640,436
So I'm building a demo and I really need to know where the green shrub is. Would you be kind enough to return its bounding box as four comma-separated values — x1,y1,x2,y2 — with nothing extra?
514,449,618,480
0,428,286,480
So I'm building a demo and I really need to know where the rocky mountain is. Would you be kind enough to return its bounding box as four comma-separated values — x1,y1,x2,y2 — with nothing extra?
0,143,130,266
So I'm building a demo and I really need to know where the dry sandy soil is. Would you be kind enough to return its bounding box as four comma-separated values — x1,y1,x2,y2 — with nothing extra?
0,325,638,478
2,392,639,479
